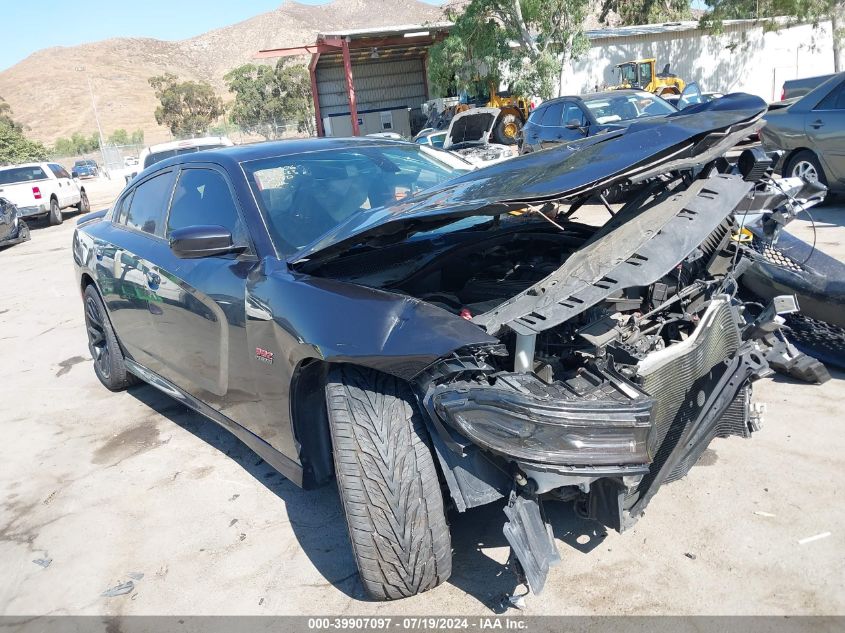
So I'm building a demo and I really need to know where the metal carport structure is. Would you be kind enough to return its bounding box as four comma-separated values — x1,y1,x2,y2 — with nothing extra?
256,23,451,137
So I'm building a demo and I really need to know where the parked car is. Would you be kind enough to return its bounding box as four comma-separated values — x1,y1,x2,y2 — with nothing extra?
519,88,679,153
124,156,139,168
0,162,90,225
781,73,838,100
0,197,30,247
442,107,517,166
761,72,845,191
413,128,448,148
126,136,234,183
74,99,820,599
73,159,99,178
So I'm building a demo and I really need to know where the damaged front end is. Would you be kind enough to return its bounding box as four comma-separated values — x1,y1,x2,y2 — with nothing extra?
298,94,828,595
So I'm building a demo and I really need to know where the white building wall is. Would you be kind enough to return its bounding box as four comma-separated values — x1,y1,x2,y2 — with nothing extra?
562,21,834,102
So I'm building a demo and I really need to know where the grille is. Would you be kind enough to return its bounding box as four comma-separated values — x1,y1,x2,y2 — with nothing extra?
751,238,805,272
627,299,742,505
785,313,845,370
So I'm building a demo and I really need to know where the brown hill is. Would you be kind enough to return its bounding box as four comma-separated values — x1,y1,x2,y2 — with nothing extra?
0,0,445,146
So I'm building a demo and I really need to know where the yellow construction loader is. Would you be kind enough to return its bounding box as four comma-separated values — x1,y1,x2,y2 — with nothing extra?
614,59,686,96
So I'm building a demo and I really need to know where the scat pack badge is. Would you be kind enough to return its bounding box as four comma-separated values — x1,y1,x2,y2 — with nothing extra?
255,347,274,365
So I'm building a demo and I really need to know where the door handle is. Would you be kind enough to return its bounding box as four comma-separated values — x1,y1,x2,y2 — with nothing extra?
145,271,160,289
811,119,824,129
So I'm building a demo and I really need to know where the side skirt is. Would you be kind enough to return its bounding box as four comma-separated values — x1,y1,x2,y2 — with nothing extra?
125,359,304,487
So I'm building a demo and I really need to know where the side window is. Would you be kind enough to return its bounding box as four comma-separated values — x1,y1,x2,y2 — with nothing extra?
562,103,587,127
639,63,652,85
124,171,175,237
48,164,65,179
166,169,245,241
113,190,134,224
540,103,564,126
814,81,845,111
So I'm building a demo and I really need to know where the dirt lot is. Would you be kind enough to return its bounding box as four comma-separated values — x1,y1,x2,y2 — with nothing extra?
1,177,843,616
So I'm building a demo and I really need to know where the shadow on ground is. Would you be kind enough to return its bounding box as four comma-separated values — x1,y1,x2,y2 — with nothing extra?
127,384,606,610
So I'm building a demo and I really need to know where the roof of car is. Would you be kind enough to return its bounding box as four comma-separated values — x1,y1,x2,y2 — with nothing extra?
541,89,651,105
147,136,413,172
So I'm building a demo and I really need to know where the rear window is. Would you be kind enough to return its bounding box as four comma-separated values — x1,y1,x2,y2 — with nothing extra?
0,166,48,185
144,144,226,169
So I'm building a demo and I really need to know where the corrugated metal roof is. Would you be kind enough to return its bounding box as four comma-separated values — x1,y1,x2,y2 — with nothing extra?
319,22,453,40
586,18,772,40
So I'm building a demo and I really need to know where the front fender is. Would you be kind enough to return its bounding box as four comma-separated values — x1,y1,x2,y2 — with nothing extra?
249,260,498,380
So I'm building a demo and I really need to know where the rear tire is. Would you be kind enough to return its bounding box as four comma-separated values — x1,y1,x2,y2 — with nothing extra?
785,150,827,187
76,190,90,213
83,284,138,391
326,365,452,600
48,198,62,225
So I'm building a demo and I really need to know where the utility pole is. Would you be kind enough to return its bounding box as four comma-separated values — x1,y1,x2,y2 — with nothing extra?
75,66,108,177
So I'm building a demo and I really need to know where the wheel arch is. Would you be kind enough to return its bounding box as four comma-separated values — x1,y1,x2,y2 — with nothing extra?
781,146,817,173
289,357,334,489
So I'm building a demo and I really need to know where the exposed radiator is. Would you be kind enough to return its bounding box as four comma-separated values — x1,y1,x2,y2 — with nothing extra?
628,298,743,504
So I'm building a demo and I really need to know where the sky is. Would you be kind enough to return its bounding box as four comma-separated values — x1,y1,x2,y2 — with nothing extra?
0,0,440,72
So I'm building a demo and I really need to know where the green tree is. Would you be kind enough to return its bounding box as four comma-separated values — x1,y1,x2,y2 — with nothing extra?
0,120,47,165
129,128,145,145
108,128,129,145
224,59,315,138
428,0,591,99
599,0,691,24
149,73,225,138
700,1,845,71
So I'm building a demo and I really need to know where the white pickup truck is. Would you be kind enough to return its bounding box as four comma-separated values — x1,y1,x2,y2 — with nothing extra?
0,162,90,225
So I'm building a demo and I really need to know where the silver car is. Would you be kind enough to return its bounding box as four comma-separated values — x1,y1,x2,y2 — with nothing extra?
762,72,845,191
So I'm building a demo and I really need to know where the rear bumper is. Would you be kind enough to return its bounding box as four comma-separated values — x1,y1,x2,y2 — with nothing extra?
16,204,47,218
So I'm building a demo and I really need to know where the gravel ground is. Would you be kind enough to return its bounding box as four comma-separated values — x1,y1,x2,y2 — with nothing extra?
0,177,843,616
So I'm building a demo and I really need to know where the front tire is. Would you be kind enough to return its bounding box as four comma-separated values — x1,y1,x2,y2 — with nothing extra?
493,113,522,145
326,366,452,600
48,198,63,225
83,284,138,391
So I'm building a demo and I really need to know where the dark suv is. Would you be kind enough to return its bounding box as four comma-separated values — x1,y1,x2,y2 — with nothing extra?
520,89,677,153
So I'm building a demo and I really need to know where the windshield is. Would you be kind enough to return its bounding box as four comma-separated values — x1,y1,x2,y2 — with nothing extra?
0,166,48,185
243,144,469,256
144,144,226,168
584,92,676,124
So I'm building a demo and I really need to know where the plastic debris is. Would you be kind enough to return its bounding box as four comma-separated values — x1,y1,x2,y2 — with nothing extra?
32,558,52,569
798,532,831,545
508,594,527,610
101,581,135,597
127,572,144,581
753,511,776,518
684,552,697,560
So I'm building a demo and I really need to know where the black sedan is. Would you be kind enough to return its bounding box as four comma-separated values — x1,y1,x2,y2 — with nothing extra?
73,106,819,599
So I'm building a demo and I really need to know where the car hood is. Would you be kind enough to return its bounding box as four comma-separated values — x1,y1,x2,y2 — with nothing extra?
292,93,767,265
444,107,500,149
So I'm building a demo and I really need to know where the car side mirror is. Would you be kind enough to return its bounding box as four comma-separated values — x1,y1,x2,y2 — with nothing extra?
71,170,79,179
565,119,588,134
170,225,245,259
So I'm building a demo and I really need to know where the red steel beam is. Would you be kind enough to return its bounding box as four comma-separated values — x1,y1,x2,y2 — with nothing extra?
255,43,337,58
308,52,324,137
341,38,360,136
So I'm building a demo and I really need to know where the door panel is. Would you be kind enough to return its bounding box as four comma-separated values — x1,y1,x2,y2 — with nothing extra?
808,80,845,183
145,166,259,428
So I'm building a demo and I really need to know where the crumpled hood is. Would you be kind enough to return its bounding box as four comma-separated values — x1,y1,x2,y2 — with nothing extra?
293,93,767,264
